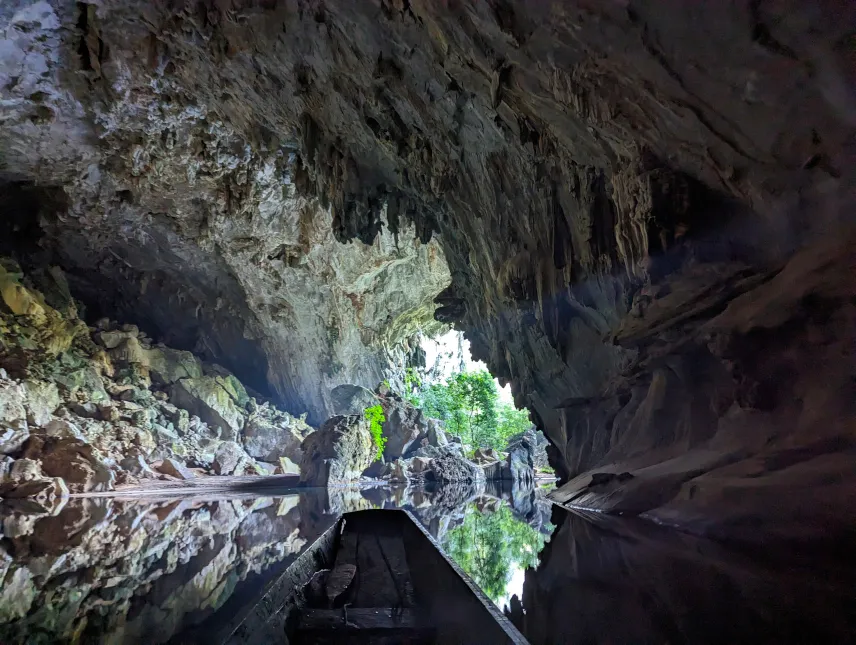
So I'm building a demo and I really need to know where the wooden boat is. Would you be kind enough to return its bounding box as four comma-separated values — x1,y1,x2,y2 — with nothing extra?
223,508,528,645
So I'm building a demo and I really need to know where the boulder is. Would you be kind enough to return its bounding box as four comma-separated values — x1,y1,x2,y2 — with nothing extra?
431,452,486,485
277,456,301,475
299,415,375,486
120,455,157,478
242,414,306,463
159,457,195,480
212,441,248,475
0,426,29,455
330,384,378,415
472,447,501,464
37,437,114,493
145,346,203,385
169,376,246,438
22,380,61,427
382,402,426,460
426,419,447,447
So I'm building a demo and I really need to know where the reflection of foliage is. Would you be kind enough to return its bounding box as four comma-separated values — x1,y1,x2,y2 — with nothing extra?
364,404,386,461
416,371,530,450
441,505,550,602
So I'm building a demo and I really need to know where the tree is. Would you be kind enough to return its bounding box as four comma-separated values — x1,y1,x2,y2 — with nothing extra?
418,371,499,449
441,505,551,603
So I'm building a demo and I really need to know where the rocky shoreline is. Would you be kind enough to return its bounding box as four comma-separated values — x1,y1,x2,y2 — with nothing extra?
0,259,542,510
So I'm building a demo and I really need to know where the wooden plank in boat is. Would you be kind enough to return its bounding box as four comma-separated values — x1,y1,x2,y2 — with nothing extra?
353,532,401,607
375,532,416,607
297,607,421,630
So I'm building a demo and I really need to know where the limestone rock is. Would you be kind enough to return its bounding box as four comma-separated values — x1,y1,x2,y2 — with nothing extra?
431,453,486,486
330,384,378,416
242,413,307,464
472,448,501,465
169,377,246,438
212,441,248,476
277,456,300,475
37,438,113,493
299,415,374,486
159,458,195,480
120,455,156,478
145,347,203,385
0,427,29,455
382,402,426,461
22,380,60,427
0,567,36,623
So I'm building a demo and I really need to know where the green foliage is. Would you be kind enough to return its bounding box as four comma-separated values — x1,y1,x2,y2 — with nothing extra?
414,370,532,450
364,404,387,462
441,505,551,603
403,367,422,405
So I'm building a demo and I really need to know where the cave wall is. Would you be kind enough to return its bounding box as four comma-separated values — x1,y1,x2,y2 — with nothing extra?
2,0,855,523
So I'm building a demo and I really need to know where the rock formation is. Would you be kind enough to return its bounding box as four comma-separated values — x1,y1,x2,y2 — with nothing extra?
0,258,311,499
0,1,854,540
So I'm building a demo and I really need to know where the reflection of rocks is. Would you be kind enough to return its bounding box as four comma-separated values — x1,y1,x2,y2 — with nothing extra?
0,493,334,645
299,415,375,486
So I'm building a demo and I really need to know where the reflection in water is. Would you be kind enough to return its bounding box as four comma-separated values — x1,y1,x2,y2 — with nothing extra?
441,503,552,607
0,482,547,645
1,483,854,644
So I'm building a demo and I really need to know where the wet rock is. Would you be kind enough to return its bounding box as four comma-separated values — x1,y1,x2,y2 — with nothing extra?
169,376,246,438
0,477,68,513
0,456,13,481
299,415,374,486
158,458,195,480
330,384,378,415
212,441,247,476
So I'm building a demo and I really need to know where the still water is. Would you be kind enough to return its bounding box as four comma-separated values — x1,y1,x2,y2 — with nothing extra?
0,483,854,644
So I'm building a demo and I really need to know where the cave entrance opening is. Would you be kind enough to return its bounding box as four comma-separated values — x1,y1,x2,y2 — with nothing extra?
398,329,553,477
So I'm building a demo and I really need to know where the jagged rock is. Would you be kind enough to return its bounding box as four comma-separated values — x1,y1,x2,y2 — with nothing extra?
158,458,195,480
426,420,448,447
254,462,277,476
212,441,247,476
169,377,246,438
330,384,378,416
9,459,43,482
0,427,29,455
0,477,68,513
242,412,308,464
145,347,203,385
299,415,374,486
0,567,36,623
0,455,13,481
120,455,156,478
37,438,113,493
382,402,426,460
42,418,85,441
22,380,60,427
68,401,98,418
431,453,486,486
277,456,300,475
472,448,501,465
